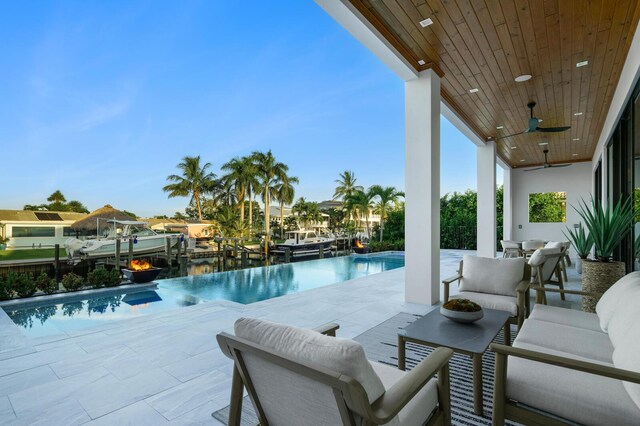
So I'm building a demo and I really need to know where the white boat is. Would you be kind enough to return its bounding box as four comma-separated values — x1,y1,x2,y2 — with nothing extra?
275,230,335,254
64,219,179,260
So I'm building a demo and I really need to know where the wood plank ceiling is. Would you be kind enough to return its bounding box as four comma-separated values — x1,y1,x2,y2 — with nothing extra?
349,0,640,167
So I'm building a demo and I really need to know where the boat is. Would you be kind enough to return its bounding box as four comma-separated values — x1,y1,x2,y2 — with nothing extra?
274,230,335,256
64,219,180,261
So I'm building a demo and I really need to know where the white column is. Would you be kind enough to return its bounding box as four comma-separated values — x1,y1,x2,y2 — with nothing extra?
405,69,440,305
477,140,497,257
502,167,513,241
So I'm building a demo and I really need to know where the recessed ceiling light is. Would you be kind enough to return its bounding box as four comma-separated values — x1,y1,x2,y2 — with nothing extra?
538,142,549,146
520,159,526,162
419,18,433,27
418,59,426,66
469,88,479,93
511,146,517,149
487,136,493,140
515,74,532,82
573,138,580,141
572,153,578,156
574,112,583,116
576,60,589,67
496,126,504,129
538,119,543,122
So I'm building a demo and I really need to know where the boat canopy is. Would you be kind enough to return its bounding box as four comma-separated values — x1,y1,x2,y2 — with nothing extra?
105,220,150,226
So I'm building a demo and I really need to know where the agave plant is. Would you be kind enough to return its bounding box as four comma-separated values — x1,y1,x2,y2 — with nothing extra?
573,195,634,262
563,223,593,259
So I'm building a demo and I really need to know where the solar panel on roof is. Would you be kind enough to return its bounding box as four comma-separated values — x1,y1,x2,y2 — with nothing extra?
34,212,63,221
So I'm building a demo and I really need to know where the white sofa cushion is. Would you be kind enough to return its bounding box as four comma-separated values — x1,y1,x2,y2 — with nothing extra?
450,292,518,316
516,318,613,363
612,317,640,411
544,241,563,249
596,271,640,332
606,284,640,349
370,362,438,426
459,255,525,297
507,340,640,425
234,317,385,403
528,247,562,279
529,304,601,332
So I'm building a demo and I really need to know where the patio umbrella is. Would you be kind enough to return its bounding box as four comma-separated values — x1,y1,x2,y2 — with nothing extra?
70,205,135,231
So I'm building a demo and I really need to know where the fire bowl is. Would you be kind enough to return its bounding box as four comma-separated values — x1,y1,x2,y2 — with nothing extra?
353,246,370,254
122,267,162,284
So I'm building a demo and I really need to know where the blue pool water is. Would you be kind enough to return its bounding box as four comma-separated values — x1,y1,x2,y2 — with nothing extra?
4,253,404,337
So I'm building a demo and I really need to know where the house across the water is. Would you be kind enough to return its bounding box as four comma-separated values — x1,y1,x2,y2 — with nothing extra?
0,210,88,249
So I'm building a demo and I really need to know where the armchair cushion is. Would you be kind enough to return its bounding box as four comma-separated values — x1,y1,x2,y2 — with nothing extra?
450,292,517,316
529,304,601,332
234,317,385,403
596,271,640,333
370,362,438,426
459,255,525,297
606,284,640,349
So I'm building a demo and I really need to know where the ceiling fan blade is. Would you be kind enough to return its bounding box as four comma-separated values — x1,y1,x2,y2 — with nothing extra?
496,130,526,140
524,167,545,172
549,164,572,168
536,126,571,133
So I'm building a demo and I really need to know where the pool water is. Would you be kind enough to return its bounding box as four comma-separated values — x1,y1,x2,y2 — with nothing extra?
4,253,404,337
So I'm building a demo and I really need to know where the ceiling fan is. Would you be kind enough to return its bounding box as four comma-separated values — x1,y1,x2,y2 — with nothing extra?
524,149,572,171
497,102,571,140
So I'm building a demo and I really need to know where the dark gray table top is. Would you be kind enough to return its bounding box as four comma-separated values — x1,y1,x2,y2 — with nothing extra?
399,308,511,354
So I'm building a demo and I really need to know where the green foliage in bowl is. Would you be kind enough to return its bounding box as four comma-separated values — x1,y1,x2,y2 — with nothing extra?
443,299,482,312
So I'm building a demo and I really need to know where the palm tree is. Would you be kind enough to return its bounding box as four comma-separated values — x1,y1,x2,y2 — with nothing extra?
47,190,66,204
163,156,217,221
293,198,322,229
334,170,363,223
274,175,299,238
369,185,403,242
220,156,255,224
251,150,289,253
347,189,375,237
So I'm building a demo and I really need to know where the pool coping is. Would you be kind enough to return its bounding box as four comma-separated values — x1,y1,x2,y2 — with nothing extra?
0,282,159,311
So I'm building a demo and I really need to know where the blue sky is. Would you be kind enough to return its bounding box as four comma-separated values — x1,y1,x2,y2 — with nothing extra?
0,1,500,217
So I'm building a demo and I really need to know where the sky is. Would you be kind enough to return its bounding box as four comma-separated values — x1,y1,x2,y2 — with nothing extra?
0,1,501,217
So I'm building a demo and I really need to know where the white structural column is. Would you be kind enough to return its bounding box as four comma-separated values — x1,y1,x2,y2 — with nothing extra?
502,166,513,241
405,69,440,305
477,140,497,257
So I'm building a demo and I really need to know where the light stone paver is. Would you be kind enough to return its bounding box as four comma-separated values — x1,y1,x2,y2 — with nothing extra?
0,250,582,424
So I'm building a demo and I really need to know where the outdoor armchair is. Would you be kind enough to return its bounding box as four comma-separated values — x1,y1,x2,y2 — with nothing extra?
500,240,521,258
520,240,545,258
217,317,454,426
491,271,640,425
442,255,531,335
528,247,565,303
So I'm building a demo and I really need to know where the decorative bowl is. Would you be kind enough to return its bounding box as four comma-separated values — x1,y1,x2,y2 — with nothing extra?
440,299,484,323
122,267,162,284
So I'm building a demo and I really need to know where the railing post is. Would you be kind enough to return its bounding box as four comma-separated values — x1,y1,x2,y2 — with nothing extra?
128,239,134,266
115,238,121,271
54,244,60,282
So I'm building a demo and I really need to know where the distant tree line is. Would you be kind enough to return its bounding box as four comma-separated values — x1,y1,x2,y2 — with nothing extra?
23,190,90,214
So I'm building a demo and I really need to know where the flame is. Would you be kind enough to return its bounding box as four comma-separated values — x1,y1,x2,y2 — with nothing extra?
129,259,152,271
355,240,364,249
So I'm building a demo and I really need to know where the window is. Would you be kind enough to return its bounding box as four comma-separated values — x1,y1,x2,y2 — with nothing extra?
11,226,55,237
528,192,566,223
63,227,76,237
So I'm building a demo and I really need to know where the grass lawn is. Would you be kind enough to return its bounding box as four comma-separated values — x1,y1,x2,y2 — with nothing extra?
0,248,67,261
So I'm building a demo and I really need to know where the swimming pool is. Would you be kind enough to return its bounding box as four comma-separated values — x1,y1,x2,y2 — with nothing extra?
4,253,404,337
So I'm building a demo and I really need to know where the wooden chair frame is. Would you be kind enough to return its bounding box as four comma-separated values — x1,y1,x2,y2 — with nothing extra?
531,252,566,303
442,260,531,333
217,323,454,426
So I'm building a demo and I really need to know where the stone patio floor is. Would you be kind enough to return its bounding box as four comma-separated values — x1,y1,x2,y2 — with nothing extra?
0,250,581,425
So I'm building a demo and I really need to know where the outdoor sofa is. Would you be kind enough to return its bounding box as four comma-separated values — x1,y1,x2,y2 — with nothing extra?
491,271,640,425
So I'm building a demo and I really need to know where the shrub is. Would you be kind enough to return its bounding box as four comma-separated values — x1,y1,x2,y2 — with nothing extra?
61,272,84,292
36,272,58,294
106,269,122,287
0,275,12,300
367,240,405,253
87,268,108,288
13,273,37,298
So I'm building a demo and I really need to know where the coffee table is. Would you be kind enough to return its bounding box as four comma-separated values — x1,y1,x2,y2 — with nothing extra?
398,308,511,416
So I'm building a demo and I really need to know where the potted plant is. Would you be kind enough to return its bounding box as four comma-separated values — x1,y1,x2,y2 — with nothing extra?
573,195,634,312
563,223,593,274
